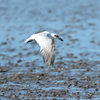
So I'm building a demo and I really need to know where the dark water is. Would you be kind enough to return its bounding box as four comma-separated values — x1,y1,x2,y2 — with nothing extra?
0,0,100,99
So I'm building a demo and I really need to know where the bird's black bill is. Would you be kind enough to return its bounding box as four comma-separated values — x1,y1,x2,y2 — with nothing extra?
27,39,33,43
59,38,63,41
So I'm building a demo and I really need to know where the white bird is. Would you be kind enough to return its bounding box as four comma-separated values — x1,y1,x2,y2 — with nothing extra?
24,31,63,67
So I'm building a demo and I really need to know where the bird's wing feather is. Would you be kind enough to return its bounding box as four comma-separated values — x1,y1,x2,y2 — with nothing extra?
41,40,55,67
24,34,35,43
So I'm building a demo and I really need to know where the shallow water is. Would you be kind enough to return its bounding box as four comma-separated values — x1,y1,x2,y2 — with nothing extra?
0,0,100,99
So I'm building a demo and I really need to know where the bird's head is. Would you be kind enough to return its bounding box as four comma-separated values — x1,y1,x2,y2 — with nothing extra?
50,33,63,41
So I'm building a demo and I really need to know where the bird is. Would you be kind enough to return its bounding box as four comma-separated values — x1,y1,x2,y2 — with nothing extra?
24,31,63,68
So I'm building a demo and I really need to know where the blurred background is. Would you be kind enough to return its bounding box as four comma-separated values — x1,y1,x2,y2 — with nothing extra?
0,0,100,99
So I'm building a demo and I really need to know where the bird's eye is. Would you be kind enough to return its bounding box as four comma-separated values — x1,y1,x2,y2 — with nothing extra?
55,35,59,38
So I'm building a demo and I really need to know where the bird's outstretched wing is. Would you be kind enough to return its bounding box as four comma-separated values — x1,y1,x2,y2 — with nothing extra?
24,34,35,43
41,40,55,67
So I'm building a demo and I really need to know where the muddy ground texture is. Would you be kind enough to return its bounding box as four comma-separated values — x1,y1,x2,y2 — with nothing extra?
1,0,100,99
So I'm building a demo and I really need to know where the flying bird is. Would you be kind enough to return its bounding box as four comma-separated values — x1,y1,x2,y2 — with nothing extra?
24,31,63,68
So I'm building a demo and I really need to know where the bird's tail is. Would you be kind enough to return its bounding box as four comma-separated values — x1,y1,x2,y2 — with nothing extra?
24,35,35,43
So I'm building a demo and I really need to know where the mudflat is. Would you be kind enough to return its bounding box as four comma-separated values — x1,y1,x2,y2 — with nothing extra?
0,0,100,99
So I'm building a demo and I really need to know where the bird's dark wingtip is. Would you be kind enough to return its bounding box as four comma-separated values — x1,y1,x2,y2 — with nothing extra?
27,39,33,43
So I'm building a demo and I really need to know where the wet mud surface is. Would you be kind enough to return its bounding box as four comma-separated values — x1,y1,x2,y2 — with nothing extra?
1,0,100,99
